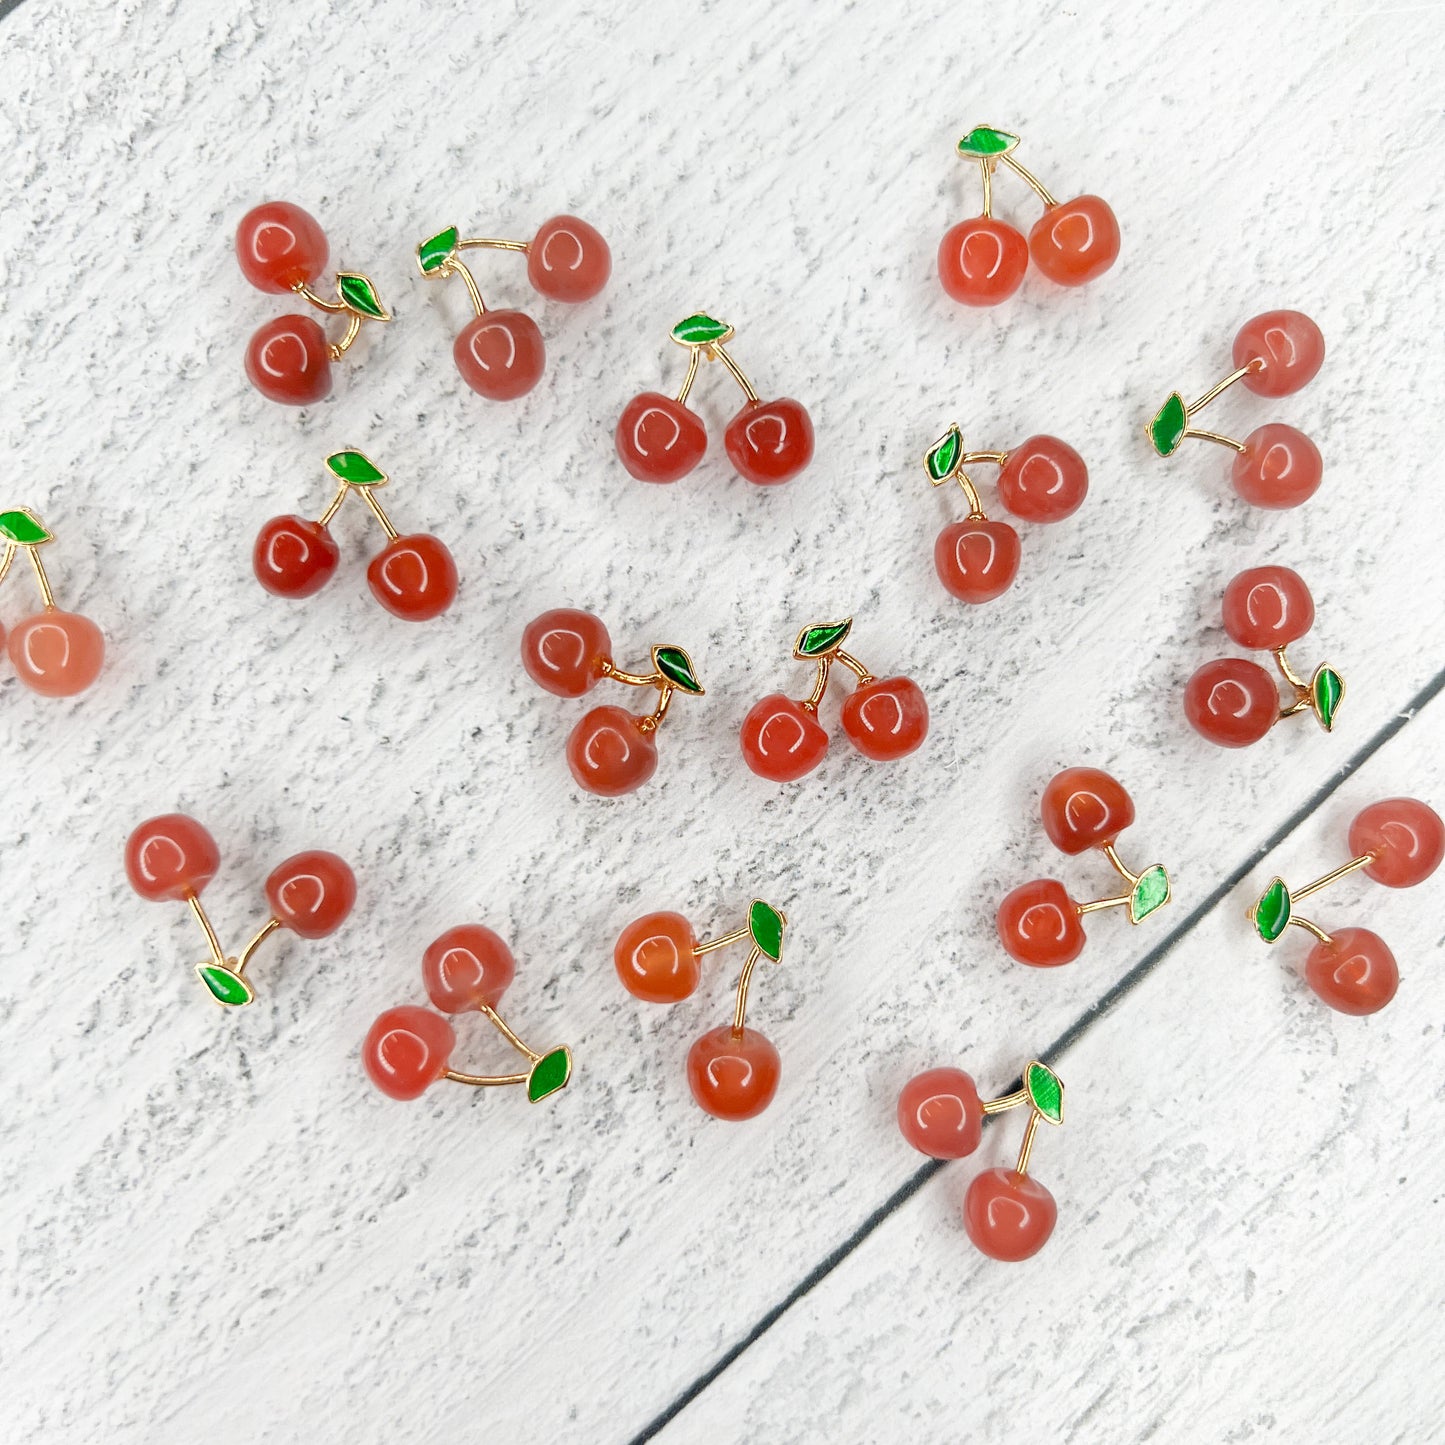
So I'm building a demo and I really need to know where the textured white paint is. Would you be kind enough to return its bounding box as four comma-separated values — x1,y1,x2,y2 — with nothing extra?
0,1,1442,1441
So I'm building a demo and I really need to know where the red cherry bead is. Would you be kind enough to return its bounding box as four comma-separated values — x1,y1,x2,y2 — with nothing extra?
235,202,328,294
245,315,332,406
526,215,610,302
566,705,658,796
963,1168,1057,1261
125,813,221,902
1222,566,1314,651
1349,798,1445,889
1231,425,1323,510
264,850,356,939
739,694,829,782
1184,657,1279,748
422,924,516,1013
934,519,1021,604
937,217,1028,306
1234,310,1325,397
839,676,929,762
897,1067,982,1159
613,911,700,1003
521,608,612,697
365,534,457,621
686,1025,781,1120
997,436,1088,522
615,392,708,483
997,879,1085,967
252,515,339,599
1303,927,1399,1016
1028,195,1120,288
8,611,104,697
1041,767,1135,855
453,310,546,400
723,398,814,486
363,1005,455,1101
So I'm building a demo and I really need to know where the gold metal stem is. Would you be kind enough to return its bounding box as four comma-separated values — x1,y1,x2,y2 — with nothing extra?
981,1088,1027,1115
445,258,487,316
1292,854,1374,904
1101,843,1138,886
443,1067,531,1087
358,487,399,541
0,543,15,588
456,237,530,253
1278,696,1311,720
1289,915,1333,946
329,313,362,360
316,481,349,528
1181,427,1247,453
731,946,762,1033
955,472,986,520
833,650,875,687
27,549,56,610
294,281,347,315
234,917,282,978
999,153,1058,209
187,895,229,969
637,681,674,734
1186,362,1260,416
959,450,1009,467
711,343,760,403
801,657,831,711
599,660,661,689
674,345,701,405
1274,646,1307,691
694,924,750,957
979,157,993,217
479,1003,542,1064
1076,893,1130,916
1015,1110,1041,1176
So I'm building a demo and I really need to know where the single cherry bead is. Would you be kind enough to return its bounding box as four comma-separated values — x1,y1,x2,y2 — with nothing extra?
235,202,329,294
1041,767,1135,854
1231,425,1323,509
997,878,1085,967
454,310,546,400
686,1025,781,1120
1184,657,1279,748
615,393,708,483
963,1168,1057,1261
897,1067,982,1159
8,611,104,697
1303,927,1398,1016
521,608,612,697
937,217,1028,306
1028,195,1120,288
422,924,516,1013
839,676,929,762
739,694,829,782
566,705,658,796
1222,566,1315,651
997,436,1088,522
526,215,610,303
613,911,700,1003
363,1005,455,1101
1234,310,1325,397
125,813,221,902
252,515,339,599
263,850,355,939
723,398,814,486
366,534,457,621
245,315,332,406
1349,799,1445,889
934,519,1021,604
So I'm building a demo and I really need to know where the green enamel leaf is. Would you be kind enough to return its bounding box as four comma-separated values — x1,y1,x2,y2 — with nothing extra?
956,126,1020,158
1252,878,1291,943
527,1046,572,1102
1129,865,1172,924
794,619,852,658
325,450,387,486
1025,1061,1064,1125
0,509,50,545
748,899,785,961
417,225,459,275
336,271,390,321
653,645,704,695
196,964,253,1007
925,425,962,482
670,313,732,347
1148,393,1188,456
1311,666,1344,733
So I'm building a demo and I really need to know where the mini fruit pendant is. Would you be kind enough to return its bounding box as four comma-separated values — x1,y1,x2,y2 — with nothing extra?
415,216,610,401
924,423,1088,603
1185,566,1344,747
740,616,928,781
0,508,104,697
1146,310,1325,508
253,450,458,621
1249,798,1443,1015
614,898,789,1121
236,201,390,405
938,125,1120,306
997,767,1172,967
898,1058,1065,1261
125,813,355,1006
363,924,572,1104
521,608,703,796
616,313,814,486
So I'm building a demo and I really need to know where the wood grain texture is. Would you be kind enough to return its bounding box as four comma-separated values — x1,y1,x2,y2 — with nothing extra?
0,1,1441,1442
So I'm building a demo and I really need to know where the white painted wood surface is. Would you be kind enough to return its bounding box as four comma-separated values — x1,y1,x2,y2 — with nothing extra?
1,2,1442,1441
